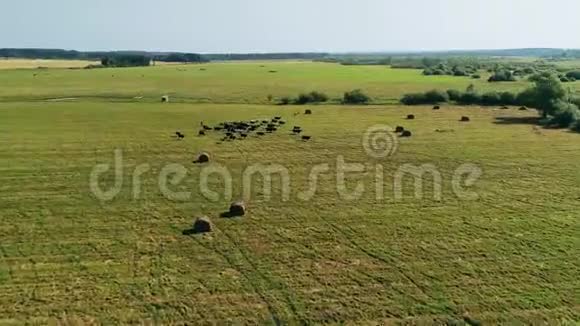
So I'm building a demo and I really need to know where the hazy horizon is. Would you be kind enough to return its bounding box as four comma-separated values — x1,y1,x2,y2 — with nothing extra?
2,0,580,53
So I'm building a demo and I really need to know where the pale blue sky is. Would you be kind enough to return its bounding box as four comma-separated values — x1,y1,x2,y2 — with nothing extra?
1,0,579,53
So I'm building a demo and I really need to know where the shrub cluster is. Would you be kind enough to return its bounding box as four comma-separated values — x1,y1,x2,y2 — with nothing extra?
279,91,329,105
423,64,477,77
558,71,578,83
401,90,449,105
566,71,580,80
278,90,372,105
342,89,371,104
548,101,580,127
402,89,521,106
295,91,329,104
488,69,516,82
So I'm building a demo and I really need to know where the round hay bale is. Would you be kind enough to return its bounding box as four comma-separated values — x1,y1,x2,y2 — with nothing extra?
229,201,246,217
305,109,313,115
395,126,405,133
460,116,470,122
197,152,210,163
161,95,169,103
407,114,415,120
401,130,412,137
193,217,212,234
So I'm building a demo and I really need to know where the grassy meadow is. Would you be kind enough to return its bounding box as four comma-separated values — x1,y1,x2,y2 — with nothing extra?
0,59,97,70
4,60,580,104
0,60,579,324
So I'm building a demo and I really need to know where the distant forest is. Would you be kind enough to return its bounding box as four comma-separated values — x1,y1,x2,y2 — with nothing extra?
0,48,209,63
1,48,580,64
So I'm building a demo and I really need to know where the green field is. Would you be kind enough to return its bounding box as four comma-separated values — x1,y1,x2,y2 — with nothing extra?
0,59,97,70
0,61,579,324
3,61,579,104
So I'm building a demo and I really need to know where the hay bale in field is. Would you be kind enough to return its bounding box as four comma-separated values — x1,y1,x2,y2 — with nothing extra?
460,116,470,122
407,114,415,120
401,130,412,137
305,109,313,115
228,201,246,217
161,95,169,103
395,126,405,133
195,152,211,164
192,217,212,234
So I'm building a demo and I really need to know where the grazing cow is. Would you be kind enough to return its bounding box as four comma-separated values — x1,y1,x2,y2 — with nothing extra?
395,126,405,133
240,133,248,138
199,130,206,136
401,130,412,137
407,114,415,120
460,116,470,122
305,109,312,115
257,132,265,136
302,136,312,141
433,105,440,110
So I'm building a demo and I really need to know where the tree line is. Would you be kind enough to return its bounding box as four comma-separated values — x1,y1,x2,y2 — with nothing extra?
0,48,208,64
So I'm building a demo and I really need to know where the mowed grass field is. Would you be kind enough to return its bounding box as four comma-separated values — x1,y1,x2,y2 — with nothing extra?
2,60,580,104
0,61,579,324
0,59,97,70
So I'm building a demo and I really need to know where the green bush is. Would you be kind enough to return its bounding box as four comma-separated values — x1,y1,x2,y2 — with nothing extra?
458,91,482,105
401,93,427,105
279,97,292,105
488,69,516,82
343,89,371,104
548,101,579,127
566,71,580,80
295,91,328,104
447,89,462,101
401,89,448,105
571,120,580,132
481,92,501,106
499,92,517,105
